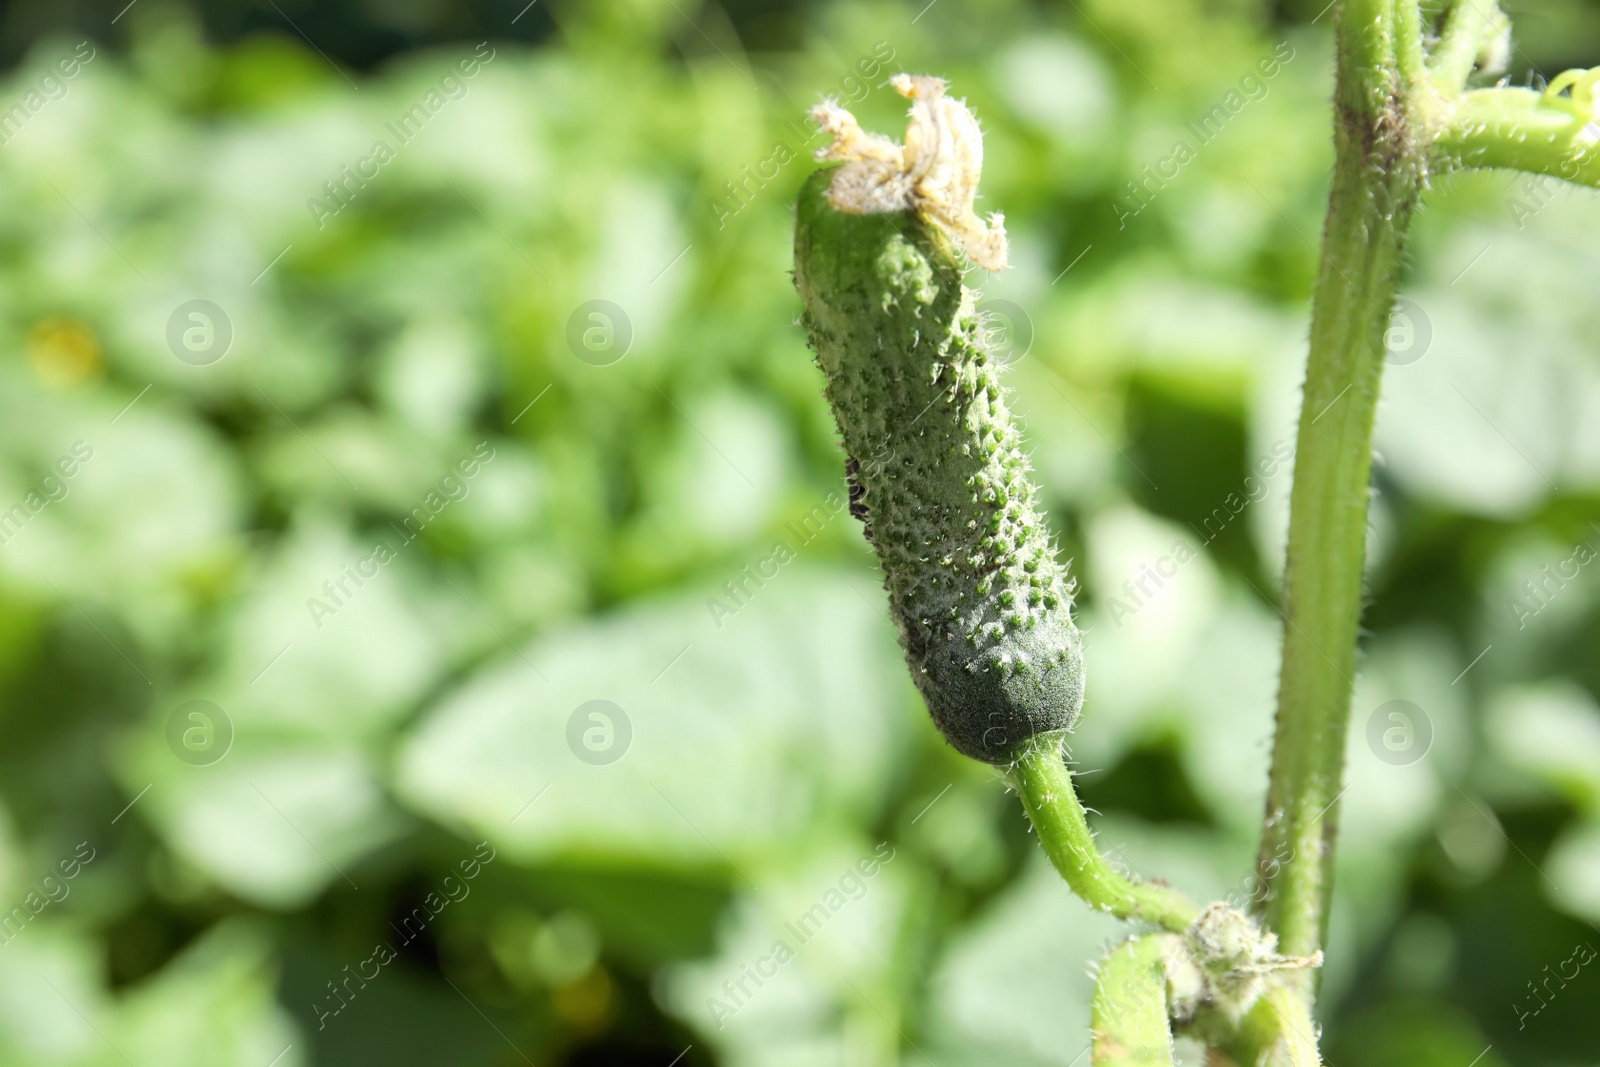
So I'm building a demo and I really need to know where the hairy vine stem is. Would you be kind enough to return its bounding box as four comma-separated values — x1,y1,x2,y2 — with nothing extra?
1254,0,1431,995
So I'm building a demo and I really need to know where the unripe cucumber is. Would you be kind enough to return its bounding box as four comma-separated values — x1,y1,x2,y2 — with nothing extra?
793,167,1084,764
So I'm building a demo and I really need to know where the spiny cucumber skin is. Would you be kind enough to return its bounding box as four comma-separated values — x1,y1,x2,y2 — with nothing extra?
793,169,1083,764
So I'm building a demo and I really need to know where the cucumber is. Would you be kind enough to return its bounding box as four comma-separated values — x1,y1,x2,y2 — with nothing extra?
793,168,1084,763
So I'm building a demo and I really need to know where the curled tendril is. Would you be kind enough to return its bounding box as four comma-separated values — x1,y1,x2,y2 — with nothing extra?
1542,67,1600,119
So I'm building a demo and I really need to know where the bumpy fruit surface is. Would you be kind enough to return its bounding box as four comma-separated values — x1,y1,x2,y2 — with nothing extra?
793,168,1083,763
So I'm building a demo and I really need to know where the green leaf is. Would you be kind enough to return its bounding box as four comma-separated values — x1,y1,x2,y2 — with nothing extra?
925,853,1120,1064
395,566,914,867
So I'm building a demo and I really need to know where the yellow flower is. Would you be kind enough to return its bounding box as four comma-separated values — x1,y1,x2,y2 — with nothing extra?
26,316,102,388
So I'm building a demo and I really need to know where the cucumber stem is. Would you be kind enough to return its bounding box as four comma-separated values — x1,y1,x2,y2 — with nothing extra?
1012,738,1200,933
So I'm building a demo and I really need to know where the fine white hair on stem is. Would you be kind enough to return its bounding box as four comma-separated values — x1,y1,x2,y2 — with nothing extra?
811,73,1009,271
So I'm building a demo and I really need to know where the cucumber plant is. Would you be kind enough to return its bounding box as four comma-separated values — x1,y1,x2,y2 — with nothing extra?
792,3,1600,1063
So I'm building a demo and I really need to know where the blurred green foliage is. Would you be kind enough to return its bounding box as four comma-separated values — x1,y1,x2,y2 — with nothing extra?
0,0,1595,1064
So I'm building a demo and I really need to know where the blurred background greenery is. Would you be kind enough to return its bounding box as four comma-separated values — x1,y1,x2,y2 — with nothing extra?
0,0,1596,1063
